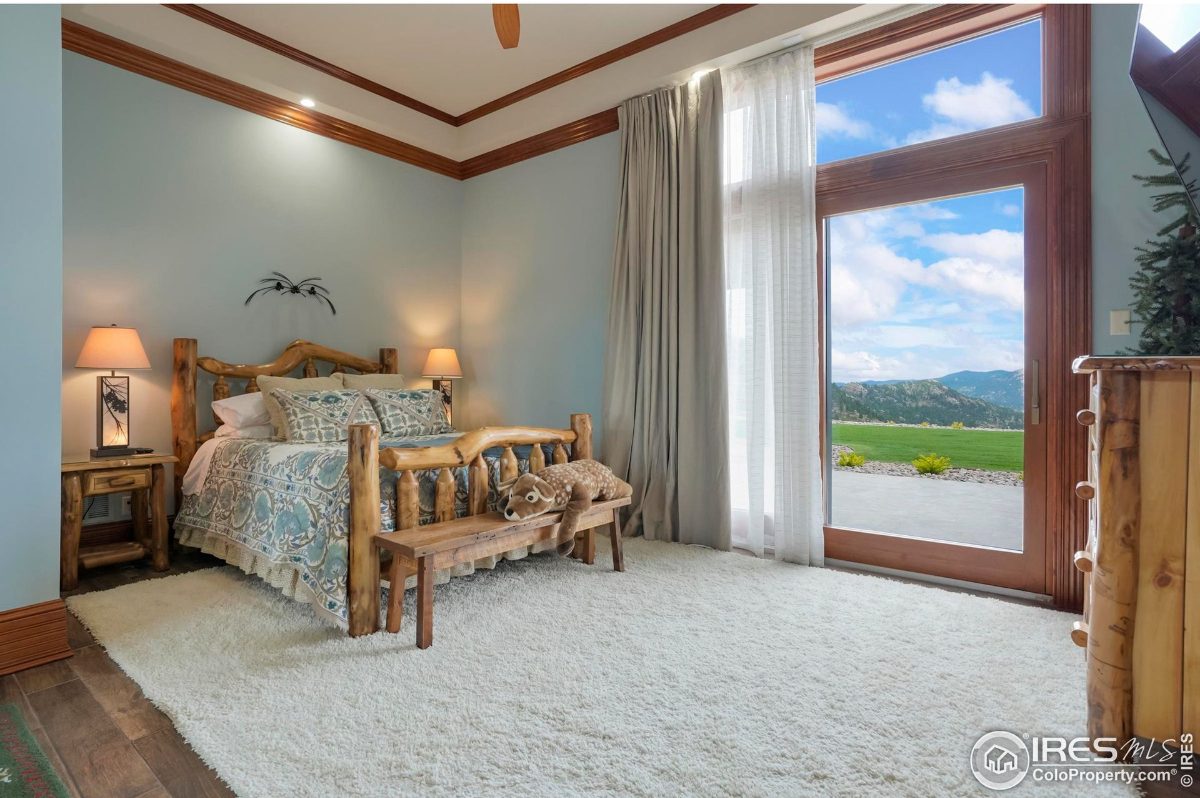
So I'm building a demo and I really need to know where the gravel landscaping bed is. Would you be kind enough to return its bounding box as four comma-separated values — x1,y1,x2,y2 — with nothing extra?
831,445,1023,486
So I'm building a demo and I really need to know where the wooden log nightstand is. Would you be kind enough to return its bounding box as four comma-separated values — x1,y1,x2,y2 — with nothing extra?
60,453,178,590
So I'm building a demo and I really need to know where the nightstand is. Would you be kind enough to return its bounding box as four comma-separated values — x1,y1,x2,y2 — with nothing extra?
60,453,178,590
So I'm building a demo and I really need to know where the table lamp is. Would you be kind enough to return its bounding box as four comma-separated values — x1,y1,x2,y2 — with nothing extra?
422,347,462,425
75,324,150,458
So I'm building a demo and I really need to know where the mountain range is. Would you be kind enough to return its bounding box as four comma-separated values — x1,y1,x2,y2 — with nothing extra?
833,370,1024,429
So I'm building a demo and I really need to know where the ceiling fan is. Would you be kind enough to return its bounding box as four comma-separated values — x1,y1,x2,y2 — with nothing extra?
492,4,520,49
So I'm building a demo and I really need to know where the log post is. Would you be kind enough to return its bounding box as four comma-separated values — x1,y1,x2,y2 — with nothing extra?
552,444,568,465
379,347,400,375
171,338,198,510
1087,370,1140,744
570,413,593,461
397,470,419,531
150,463,169,571
500,447,519,483
347,424,381,637
211,375,229,426
529,443,546,473
468,454,489,515
387,469,419,634
60,473,82,591
435,468,455,522
303,358,318,378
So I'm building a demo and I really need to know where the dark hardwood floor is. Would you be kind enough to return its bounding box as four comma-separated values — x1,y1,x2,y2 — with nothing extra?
5,550,235,798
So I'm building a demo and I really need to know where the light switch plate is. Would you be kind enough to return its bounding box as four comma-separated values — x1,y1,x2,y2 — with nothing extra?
1110,309,1131,336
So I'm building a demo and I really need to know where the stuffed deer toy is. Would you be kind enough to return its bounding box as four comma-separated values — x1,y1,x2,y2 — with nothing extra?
498,460,633,556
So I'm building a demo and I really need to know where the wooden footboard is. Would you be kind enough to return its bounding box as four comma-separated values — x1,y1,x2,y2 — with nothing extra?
345,413,593,636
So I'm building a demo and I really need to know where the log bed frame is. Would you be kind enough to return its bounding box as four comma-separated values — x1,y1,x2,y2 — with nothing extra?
171,338,596,637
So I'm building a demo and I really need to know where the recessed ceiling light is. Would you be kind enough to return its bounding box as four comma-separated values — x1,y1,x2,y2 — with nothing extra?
299,97,316,109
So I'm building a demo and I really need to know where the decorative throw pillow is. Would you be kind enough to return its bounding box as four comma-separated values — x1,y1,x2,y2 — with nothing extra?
362,388,453,437
271,389,380,444
257,375,345,439
340,373,409,390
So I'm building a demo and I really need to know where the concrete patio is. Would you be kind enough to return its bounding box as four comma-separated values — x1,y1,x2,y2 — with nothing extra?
830,471,1023,550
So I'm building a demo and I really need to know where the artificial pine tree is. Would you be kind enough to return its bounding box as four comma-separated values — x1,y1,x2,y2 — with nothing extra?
1128,150,1200,354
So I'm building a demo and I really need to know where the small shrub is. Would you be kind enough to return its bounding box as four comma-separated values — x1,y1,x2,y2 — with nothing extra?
837,450,866,468
913,453,951,475
919,421,931,427
950,421,965,430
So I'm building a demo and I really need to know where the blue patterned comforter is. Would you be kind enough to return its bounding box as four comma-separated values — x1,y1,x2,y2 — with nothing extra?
174,435,543,623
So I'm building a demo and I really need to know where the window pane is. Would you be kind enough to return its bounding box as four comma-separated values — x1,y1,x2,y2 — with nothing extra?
826,188,1026,551
816,20,1042,164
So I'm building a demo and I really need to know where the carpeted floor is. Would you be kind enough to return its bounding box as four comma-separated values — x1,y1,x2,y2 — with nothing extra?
66,539,1132,797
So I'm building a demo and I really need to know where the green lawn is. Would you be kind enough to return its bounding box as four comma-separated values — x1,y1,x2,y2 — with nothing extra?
832,423,1023,472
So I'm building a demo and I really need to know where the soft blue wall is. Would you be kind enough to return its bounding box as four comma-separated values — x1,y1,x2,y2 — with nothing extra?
1091,4,1167,354
459,133,619,452
63,53,463,500
0,7,63,612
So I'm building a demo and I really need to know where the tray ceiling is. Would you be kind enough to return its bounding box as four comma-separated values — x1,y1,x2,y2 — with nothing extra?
62,4,895,164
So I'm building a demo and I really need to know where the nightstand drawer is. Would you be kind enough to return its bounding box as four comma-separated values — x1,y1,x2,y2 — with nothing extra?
84,468,151,495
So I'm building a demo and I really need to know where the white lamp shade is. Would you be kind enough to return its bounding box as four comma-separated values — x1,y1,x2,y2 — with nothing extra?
421,348,462,379
75,325,150,370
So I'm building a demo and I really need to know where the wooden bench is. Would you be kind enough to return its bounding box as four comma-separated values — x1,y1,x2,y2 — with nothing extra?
373,496,630,648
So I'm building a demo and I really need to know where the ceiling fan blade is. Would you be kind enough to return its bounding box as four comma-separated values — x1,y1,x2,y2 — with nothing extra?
493,4,520,49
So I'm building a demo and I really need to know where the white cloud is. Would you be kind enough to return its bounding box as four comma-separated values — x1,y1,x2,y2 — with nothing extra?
917,228,1025,310
921,228,1024,265
1000,203,1021,217
906,72,1035,144
828,210,926,327
815,102,873,139
922,256,1025,310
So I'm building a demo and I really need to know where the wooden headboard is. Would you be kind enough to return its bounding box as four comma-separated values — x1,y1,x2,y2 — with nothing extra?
170,338,399,504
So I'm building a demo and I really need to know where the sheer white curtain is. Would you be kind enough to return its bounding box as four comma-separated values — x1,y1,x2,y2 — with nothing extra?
721,48,824,564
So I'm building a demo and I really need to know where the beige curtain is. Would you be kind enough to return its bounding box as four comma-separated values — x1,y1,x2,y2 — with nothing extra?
602,72,730,548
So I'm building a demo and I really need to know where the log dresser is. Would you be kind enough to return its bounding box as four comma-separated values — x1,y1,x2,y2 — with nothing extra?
60,453,177,590
1071,356,1200,749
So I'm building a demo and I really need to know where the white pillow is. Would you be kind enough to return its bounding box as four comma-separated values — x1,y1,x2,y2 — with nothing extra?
214,423,274,439
212,392,271,429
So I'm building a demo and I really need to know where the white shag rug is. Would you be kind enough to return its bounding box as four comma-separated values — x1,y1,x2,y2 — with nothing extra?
67,539,1133,798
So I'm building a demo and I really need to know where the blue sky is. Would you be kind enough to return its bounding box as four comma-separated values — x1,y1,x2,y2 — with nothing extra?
817,21,1041,383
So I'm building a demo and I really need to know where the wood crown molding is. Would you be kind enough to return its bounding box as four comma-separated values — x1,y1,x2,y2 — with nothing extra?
164,4,753,127
63,19,618,180
164,4,458,125
0,599,71,677
459,108,619,179
454,5,754,124
63,20,462,178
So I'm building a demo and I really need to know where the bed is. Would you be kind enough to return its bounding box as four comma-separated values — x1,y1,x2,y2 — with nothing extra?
170,338,593,634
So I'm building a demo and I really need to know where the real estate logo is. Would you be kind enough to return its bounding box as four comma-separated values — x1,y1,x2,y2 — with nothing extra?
970,731,1031,790
970,730,1194,790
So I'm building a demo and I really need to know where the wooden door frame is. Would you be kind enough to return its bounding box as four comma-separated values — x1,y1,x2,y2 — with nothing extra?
819,162,1048,594
812,5,1091,607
